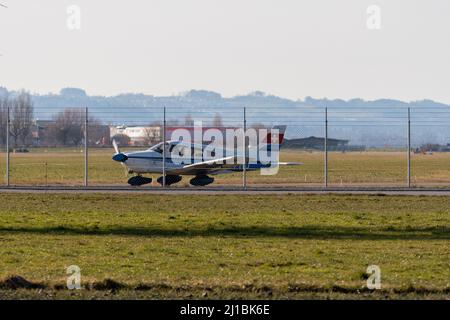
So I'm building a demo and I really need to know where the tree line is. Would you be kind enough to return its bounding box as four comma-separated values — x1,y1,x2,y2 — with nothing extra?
0,92,103,148
0,91,34,147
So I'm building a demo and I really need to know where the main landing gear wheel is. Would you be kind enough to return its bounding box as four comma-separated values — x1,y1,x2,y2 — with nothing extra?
127,176,152,186
189,175,214,186
157,175,182,186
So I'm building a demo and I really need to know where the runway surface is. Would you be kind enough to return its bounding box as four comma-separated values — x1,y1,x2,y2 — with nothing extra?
1,186,450,196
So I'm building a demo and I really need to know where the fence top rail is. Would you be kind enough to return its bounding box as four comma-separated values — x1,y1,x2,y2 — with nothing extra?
19,105,450,110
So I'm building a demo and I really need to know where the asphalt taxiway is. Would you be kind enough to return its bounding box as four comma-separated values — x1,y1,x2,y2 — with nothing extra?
1,186,450,196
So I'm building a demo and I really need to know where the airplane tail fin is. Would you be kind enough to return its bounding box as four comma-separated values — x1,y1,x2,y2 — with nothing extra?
245,125,286,158
259,125,286,150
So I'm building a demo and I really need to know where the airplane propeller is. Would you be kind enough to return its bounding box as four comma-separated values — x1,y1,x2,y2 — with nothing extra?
112,139,128,162
112,139,121,154
112,139,129,177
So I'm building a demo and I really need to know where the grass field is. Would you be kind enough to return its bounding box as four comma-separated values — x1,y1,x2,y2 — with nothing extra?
0,148,450,187
0,193,449,299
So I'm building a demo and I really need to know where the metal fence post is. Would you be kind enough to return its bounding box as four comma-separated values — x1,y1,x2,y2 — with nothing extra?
6,105,10,187
243,107,247,190
324,107,328,188
162,106,166,187
84,107,88,187
407,107,411,188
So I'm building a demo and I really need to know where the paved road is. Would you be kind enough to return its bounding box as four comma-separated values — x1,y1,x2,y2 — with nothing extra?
1,186,450,196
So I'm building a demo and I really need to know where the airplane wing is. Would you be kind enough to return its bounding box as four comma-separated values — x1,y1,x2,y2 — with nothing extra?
182,156,237,169
167,157,302,176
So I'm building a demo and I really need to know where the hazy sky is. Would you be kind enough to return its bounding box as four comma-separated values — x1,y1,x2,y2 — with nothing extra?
1,0,449,102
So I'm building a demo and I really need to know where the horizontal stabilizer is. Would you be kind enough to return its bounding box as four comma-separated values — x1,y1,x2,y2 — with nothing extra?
278,162,302,166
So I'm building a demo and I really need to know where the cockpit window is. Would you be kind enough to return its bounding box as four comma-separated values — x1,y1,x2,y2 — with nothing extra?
150,142,164,154
150,142,174,154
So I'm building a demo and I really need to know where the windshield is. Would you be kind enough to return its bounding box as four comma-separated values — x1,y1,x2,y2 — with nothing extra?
150,142,176,154
150,142,164,153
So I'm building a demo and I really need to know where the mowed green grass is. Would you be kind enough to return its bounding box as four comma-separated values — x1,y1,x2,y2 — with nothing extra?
0,193,449,299
1,148,450,187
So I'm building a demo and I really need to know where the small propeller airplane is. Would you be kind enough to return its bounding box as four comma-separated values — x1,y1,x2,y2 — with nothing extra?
112,125,299,186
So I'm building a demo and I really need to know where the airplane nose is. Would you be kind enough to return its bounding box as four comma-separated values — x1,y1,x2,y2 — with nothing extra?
112,153,128,162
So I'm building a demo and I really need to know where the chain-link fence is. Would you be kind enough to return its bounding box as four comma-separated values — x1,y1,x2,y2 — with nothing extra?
1,105,450,189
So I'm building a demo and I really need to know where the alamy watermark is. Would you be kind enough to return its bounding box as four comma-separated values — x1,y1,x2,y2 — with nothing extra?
366,265,381,290
366,5,381,30
66,265,82,290
67,5,81,31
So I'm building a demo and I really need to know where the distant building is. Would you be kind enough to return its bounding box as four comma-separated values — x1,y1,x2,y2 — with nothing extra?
283,136,353,151
110,125,161,146
419,143,450,153
32,120,111,147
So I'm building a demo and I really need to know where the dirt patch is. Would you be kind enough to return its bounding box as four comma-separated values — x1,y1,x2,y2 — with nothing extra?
91,279,125,291
0,276,45,290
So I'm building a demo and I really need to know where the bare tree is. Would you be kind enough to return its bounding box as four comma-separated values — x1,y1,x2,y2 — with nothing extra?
212,113,223,127
142,126,159,146
48,108,85,146
111,133,130,147
9,91,34,147
87,120,107,146
184,114,194,126
0,96,8,145
17,92,33,145
44,109,101,147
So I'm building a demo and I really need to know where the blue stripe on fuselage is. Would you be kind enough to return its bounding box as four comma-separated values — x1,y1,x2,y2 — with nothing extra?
126,155,274,171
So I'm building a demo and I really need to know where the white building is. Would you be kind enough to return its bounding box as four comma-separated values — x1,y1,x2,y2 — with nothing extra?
110,125,161,146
